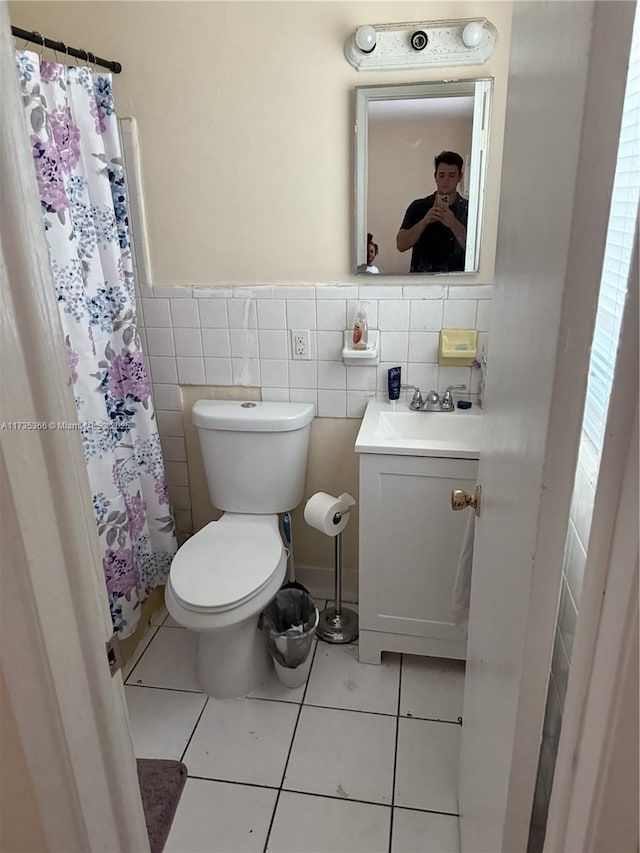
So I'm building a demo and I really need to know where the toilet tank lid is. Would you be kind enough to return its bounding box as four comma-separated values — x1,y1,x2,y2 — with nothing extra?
192,400,315,432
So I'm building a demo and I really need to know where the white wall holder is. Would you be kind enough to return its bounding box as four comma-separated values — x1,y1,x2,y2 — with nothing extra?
344,18,498,72
342,329,379,365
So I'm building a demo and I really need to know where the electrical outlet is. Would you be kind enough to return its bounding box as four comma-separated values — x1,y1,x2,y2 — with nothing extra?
291,329,311,360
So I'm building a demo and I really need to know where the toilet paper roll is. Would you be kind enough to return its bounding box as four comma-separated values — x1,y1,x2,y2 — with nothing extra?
303,492,356,537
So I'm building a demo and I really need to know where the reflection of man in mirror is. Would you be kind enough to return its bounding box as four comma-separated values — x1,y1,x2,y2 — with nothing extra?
396,151,468,273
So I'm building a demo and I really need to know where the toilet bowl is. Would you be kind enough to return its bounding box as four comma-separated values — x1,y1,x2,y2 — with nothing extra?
166,513,287,698
165,399,315,698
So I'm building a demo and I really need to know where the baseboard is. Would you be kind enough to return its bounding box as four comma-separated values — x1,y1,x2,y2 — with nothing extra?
293,564,358,605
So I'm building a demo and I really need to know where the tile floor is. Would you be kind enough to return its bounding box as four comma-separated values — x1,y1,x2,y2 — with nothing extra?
124,604,465,853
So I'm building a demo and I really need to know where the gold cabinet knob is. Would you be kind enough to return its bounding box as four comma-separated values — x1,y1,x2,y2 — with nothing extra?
451,485,481,516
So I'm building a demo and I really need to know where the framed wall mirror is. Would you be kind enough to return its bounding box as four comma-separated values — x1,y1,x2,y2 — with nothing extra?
354,79,493,277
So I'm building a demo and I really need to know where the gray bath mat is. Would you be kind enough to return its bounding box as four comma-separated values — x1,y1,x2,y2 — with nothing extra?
137,758,187,853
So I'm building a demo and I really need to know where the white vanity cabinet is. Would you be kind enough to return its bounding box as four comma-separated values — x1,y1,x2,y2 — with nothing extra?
358,452,478,664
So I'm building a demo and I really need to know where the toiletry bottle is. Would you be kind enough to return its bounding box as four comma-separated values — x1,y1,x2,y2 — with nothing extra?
352,306,368,350
387,366,401,402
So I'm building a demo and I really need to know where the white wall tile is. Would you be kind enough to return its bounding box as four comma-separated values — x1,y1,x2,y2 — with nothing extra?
258,330,288,360
346,365,377,392
146,328,175,356
152,383,181,411
406,363,439,392
317,331,343,361
202,329,231,358
289,361,317,388
437,366,472,391
175,509,193,534
564,522,587,605
155,286,193,298
204,358,233,385
410,300,444,331
257,299,287,329
170,299,200,328
347,300,378,330
230,329,259,359
192,287,233,299
275,286,315,300
442,300,477,329
156,410,185,436
358,285,399,300
318,390,347,417
142,298,171,327
347,391,375,418
261,360,289,388
476,300,493,332
168,484,191,510
176,357,205,385
317,285,358,300
173,328,203,357
149,356,178,384
231,358,261,386
408,332,439,363
287,299,316,330
160,436,187,462
289,388,317,407
573,463,596,548
402,285,447,300
262,387,290,402
380,331,408,362
558,582,578,661
227,298,257,329
199,299,229,328
378,300,410,331
317,361,346,390
317,300,346,331
447,285,493,300
164,461,189,487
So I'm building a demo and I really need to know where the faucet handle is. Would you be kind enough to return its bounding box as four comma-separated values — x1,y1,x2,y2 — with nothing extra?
441,384,467,411
401,384,423,409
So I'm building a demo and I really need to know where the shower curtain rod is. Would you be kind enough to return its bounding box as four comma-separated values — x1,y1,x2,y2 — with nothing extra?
12,26,122,73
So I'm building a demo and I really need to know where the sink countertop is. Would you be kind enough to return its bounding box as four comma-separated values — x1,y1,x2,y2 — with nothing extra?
355,400,482,459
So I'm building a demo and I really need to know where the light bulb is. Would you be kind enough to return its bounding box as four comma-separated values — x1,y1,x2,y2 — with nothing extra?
355,25,377,54
462,21,484,48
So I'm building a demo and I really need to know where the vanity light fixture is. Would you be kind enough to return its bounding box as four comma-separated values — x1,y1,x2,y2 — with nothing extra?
344,18,498,72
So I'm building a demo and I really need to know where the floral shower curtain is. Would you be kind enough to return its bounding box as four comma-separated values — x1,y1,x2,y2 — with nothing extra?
16,51,177,638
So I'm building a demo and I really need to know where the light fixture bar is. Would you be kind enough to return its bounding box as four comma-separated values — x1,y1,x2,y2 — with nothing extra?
345,18,498,72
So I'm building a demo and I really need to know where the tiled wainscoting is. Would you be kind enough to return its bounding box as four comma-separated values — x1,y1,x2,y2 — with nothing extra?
132,282,492,539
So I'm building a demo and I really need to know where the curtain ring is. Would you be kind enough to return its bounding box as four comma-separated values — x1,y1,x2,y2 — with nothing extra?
86,51,96,70
32,31,45,59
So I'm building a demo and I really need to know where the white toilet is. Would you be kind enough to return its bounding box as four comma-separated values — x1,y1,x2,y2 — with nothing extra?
165,399,315,698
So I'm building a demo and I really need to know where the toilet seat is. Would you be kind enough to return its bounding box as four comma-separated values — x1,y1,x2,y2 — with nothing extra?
169,520,283,614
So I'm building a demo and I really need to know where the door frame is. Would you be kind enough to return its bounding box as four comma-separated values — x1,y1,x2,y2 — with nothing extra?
0,4,149,849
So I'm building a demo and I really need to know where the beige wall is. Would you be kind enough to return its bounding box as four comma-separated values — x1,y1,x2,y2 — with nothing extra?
0,666,48,853
369,114,474,274
9,1,512,286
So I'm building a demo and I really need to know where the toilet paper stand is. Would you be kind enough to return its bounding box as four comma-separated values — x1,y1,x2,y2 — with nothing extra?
317,510,358,644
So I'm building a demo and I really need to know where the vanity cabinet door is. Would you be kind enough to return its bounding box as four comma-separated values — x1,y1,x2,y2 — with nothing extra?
358,453,478,662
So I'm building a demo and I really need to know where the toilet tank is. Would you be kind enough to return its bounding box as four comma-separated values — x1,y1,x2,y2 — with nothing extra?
192,400,315,513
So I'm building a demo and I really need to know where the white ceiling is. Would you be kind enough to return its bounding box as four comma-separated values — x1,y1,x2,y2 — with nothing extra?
368,96,474,121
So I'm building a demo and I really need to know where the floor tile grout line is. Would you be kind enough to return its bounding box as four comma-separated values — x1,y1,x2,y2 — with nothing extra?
179,695,210,764
263,636,319,852
122,623,160,684
388,654,403,853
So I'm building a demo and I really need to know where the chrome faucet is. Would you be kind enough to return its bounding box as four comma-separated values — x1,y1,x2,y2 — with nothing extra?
401,383,467,412
440,384,467,411
400,384,423,410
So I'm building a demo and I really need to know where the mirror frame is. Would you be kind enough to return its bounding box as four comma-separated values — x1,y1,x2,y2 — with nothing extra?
354,78,493,278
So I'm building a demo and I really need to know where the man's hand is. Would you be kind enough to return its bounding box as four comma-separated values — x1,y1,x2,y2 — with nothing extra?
431,202,466,248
